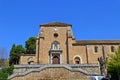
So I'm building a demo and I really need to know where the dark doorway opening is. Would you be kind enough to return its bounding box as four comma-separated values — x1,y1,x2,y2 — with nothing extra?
75,61,80,64
53,56,60,64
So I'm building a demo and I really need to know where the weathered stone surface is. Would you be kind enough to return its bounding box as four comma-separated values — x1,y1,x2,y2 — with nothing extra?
8,64,100,80
9,67,91,80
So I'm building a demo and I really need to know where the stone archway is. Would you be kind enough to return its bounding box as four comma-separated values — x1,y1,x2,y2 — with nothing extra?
27,57,34,64
52,56,60,64
74,57,81,64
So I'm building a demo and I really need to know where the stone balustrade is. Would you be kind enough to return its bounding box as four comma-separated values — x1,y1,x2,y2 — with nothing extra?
8,64,100,80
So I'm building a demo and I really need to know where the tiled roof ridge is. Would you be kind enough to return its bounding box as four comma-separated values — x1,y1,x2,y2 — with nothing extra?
74,40,120,45
77,40,120,42
40,22,72,26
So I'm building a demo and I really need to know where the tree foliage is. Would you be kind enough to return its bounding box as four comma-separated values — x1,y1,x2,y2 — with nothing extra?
25,37,36,54
0,48,10,80
0,58,14,80
0,65,14,80
0,58,5,68
9,44,25,65
107,47,120,80
6,37,36,79
0,71,8,80
9,36,36,65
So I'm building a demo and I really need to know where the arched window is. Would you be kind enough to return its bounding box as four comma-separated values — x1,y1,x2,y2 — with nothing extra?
51,41,60,50
74,57,81,64
94,46,98,53
111,46,115,52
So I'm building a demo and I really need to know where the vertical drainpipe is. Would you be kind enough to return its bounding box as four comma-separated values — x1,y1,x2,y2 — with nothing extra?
86,45,89,64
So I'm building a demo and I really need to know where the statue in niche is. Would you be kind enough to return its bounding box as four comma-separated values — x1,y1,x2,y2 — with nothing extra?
98,57,105,75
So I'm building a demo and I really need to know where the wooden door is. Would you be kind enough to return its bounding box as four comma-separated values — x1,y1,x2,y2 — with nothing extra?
53,56,60,64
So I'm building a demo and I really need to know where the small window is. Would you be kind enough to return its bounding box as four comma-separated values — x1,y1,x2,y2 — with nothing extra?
94,46,98,53
111,46,115,52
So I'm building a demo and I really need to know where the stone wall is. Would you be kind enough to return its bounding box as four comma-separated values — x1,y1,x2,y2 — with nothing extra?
20,54,36,64
9,68,90,80
8,64,100,80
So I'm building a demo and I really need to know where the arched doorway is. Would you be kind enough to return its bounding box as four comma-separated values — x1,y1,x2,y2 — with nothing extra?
74,57,81,64
52,56,60,64
27,57,34,64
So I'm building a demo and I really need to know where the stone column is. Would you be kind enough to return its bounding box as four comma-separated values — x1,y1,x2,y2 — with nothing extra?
60,53,62,64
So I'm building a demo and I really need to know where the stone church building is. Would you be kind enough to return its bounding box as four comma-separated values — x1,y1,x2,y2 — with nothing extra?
8,22,120,80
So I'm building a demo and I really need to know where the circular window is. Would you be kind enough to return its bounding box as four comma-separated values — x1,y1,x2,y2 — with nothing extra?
54,33,58,38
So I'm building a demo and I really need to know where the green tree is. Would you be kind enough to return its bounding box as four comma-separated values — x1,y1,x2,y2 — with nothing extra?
0,58,13,80
9,44,25,65
107,47,120,80
0,58,5,68
0,65,14,80
25,37,36,54
0,70,8,80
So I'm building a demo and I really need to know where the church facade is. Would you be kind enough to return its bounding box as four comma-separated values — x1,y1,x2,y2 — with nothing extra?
8,22,120,80
20,22,120,65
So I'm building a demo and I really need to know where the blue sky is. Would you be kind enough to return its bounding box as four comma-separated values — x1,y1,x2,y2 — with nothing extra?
0,0,120,58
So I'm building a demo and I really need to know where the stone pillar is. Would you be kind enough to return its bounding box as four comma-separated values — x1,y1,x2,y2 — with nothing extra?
86,45,89,64
60,53,62,64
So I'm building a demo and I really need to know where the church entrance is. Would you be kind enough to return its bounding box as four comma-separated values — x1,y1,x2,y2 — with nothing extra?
49,51,62,64
49,41,62,64
52,56,60,64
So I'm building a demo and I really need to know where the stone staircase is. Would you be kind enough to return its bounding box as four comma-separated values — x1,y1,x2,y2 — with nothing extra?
8,64,101,80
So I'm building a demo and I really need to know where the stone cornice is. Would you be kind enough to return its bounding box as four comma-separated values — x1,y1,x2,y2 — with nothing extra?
73,40,120,45
20,54,35,56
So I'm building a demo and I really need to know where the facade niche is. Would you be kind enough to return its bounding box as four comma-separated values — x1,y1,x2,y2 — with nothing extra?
74,57,81,64
51,41,60,50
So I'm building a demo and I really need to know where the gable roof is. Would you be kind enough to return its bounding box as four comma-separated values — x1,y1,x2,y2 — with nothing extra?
40,22,72,26
73,40,120,45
